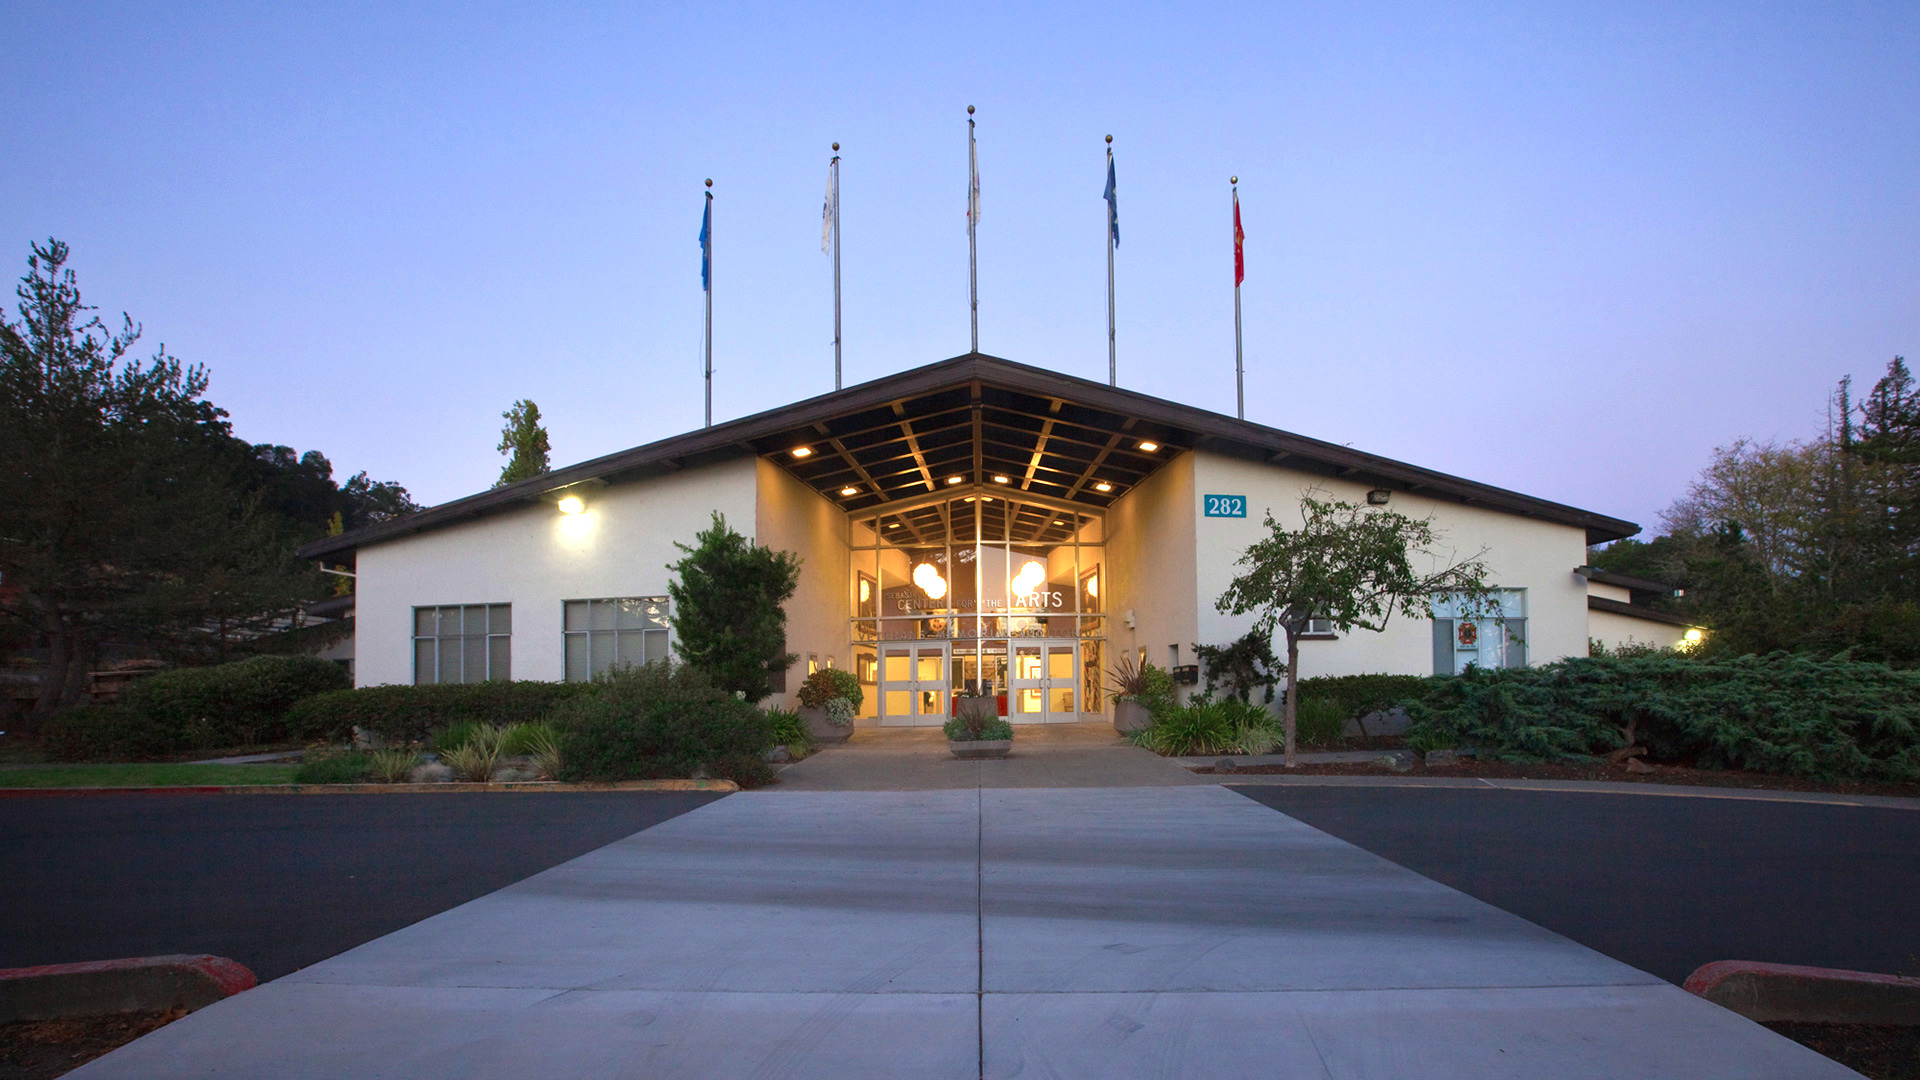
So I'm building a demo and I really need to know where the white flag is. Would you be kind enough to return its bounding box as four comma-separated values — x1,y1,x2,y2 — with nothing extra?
821,166,834,254
967,132,980,231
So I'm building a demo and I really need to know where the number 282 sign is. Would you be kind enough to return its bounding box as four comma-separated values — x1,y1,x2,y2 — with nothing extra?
1204,494,1247,518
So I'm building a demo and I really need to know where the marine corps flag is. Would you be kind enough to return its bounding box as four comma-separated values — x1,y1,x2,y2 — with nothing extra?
1233,188,1244,287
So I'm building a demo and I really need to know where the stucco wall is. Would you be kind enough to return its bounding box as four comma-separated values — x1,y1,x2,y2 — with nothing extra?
1588,608,1691,653
755,459,851,708
1104,452,1199,681
354,456,758,687
1189,451,1593,679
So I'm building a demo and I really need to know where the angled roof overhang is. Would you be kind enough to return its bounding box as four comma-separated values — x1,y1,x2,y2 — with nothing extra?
299,352,1639,561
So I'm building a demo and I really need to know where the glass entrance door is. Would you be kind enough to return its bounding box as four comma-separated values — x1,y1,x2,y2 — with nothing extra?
880,643,951,726
1009,641,1080,723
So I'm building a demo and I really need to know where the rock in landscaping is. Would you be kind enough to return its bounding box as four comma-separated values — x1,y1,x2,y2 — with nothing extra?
1215,758,1239,773
1626,757,1656,774
1425,749,1460,766
1378,751,1414,773
764,745,793,764
409,762,451,784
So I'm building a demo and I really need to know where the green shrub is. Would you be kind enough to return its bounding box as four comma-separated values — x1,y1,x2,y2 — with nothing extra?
1131,698,1277,756
796,668,862,711
1403,653,1920,781
764,706,812,751
43,657,349,761
1294,697,1349,747
286,681,593,747
944,697,1014,742
367,748,419,784
499,721,559,757
548,662,773,781
39,705,168,762
709,753,779,789
294,752,371,784
1294,673,1431,731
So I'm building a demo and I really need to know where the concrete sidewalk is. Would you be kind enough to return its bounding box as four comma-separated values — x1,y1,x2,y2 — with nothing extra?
776,721,1210,790
73,786,1854,1078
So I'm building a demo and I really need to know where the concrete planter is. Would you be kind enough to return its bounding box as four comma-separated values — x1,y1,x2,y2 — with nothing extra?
1112,700,1151,733
798,705,853,744
948,738,1012,759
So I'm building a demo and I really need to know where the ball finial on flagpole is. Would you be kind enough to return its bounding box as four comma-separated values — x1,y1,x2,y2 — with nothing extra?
705,178,712,188
1230,176,1237,185
832,142,840,151
1106,134,1112,144
967,105,975,115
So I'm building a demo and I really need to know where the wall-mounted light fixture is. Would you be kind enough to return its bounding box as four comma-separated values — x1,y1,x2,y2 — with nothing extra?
1367,489,1391,505
556,495,586,515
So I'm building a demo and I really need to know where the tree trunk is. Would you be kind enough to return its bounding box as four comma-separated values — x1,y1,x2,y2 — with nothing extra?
32,607,71,727
1282,627,1300,768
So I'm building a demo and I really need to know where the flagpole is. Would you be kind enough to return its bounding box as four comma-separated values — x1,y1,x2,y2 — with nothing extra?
704,178,714,428
967,105,978,354
1106,135,1116,387
1232,176,1244,421
831,144,842,391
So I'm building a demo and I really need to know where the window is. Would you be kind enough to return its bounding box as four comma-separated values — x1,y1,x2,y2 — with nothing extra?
414,604,510,684
1430,590,1527,674
564,597,670,682
1303,618,1336,637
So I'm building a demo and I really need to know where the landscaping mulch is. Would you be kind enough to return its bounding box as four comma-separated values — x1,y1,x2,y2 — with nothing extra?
1764,1021,1920,1080
1199,754,1920,800
0,1009,182,1079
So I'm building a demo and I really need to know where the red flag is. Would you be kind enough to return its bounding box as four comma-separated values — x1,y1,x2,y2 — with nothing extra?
1233,189,1245,287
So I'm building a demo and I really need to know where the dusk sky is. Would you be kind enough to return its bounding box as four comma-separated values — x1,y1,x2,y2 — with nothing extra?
4,3,1915,536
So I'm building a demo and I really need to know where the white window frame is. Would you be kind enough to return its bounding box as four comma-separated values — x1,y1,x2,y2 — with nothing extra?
564,597,672,682
413,604,511,685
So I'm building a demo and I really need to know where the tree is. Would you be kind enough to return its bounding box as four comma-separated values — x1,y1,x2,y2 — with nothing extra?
495,399,551,487
0,239,312,720
1215,492,1492,765
666,513,802,700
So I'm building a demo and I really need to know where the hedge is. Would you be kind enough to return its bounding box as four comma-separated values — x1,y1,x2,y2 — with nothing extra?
284,680,595,746
1403,653,1920,781
44,656,349,761
547,662,773,782
1294,673,1431,726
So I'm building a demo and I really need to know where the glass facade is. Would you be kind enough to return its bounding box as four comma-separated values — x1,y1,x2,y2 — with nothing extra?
850,496,1105,725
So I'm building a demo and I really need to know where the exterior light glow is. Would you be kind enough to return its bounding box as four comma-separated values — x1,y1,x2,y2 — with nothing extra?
992,475,1009,484
1684,628,1704,643
1094,481,1112,492
980,497,993,503
1011,560,1046,596
791,446,813,458
839,486,858,496
1137,441,1159,452
887,522,900,529
947,475,964,485
1052,519,1065,526
964,496,976,502
913,562,948,600
556,495,585,515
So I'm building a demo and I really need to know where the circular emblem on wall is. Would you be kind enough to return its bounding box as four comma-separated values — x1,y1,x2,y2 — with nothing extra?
1457,621,1479,647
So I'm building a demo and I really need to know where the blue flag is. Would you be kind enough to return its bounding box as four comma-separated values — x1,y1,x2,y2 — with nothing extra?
698,197,711,292
1103,156,1118,246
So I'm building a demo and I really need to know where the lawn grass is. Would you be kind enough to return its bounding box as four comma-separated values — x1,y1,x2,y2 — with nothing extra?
0,763,300,788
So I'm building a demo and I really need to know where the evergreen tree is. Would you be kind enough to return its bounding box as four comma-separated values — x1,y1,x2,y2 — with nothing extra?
666,513,802,701
495,399,551,487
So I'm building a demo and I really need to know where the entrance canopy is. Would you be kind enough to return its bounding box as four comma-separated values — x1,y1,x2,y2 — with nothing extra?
301,352,1639,562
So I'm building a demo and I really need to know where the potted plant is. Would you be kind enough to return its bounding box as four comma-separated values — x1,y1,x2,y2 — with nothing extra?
945,696,1013,759
796,668,861,744
1107,655,1172,733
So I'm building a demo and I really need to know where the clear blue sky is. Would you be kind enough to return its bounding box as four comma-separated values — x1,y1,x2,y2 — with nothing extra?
4,2,1915,534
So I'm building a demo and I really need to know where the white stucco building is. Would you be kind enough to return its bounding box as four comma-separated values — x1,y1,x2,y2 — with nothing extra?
301,354,1697,726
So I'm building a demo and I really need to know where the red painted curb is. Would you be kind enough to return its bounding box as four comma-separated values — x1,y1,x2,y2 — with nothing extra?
0,954,257,1022
0,787,228,799
1685,960,1920,1025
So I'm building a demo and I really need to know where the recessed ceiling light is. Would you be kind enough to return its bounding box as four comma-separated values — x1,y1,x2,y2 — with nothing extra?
1052,519,1065,526
791,446,813,458
887,522,900,529
839,486,858,496
981,497,993,503
963,496,976,503
947,475,964,485
992,475,1009,484
1137,441,1159,452
1094,481,1112,492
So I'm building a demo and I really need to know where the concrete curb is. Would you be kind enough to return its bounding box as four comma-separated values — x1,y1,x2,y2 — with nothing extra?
0,779,740,798
1684,960,1920,1024
0,954,256,1023
1216,773,1920,810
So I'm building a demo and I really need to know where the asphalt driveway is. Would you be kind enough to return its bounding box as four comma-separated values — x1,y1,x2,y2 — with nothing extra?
1235,784,1920,984
0,791,722,980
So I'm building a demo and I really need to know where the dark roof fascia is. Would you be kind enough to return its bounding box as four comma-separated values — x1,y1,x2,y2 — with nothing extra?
300,352,1641,558
1587,595,1700,628
1578,566,1676,595
304,594,356,620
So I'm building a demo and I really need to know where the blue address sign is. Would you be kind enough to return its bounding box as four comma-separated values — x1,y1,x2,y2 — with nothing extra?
1203,494,1247,518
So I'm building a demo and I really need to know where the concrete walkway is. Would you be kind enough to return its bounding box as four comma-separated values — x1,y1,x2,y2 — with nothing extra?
777,720,1210,790
73,786,1851,1078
